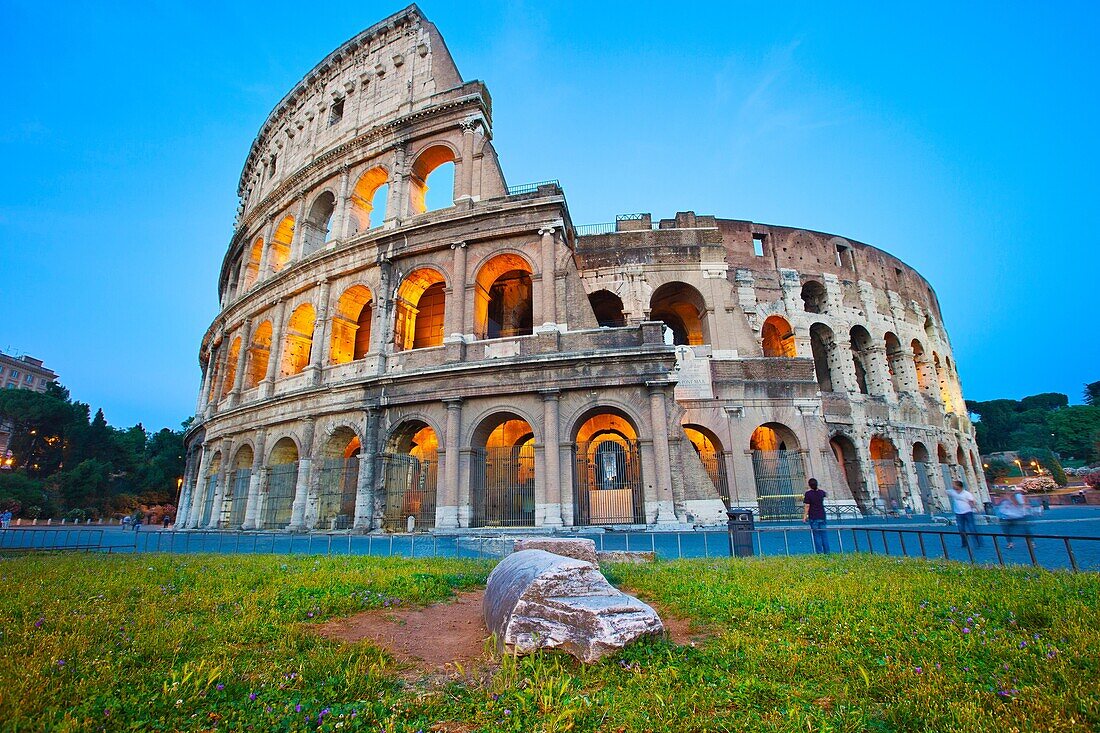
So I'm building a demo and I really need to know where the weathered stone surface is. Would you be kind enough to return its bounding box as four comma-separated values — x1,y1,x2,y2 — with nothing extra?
596,550,656,564
484,549,663,663
514,537,598,566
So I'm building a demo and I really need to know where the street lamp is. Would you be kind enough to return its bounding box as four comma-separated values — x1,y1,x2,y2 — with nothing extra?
1014,459,1027,477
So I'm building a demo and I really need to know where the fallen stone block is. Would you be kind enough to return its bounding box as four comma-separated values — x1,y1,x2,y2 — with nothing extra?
596,550,656,564
513,537,598,566
484,549,663,663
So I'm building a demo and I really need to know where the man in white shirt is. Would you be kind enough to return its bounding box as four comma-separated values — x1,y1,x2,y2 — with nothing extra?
947,480,981,549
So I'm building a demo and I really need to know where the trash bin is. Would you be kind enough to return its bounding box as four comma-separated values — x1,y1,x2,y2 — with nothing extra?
726,508,755,557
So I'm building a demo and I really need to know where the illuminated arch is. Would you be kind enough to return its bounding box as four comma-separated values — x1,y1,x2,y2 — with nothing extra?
572,408,644,526
749,423,805,520
409,144,456,214
221,337,241,399
380,420,439,531
649,282,707,346
870,435,902,511
330,285,374,364
245,320,272,389
683,424,729,505
394,268,446,351
470,412,536,527
316,426,361,530
474,253,533,339
242,237,263,291
761,315,796,357
280,304,316,377
269,216,294,274
261,437,299,530
348,166,389,232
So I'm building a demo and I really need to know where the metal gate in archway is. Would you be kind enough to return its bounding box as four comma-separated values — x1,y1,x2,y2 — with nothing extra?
751,450,806,520
261,462,297,529
379,452,437,532
573,440,644,526
317,457,359,530
221,468,250,528
873,459,902,512
696,450,731,507
914,461,935,513
199,474,218,527
471,444,535,527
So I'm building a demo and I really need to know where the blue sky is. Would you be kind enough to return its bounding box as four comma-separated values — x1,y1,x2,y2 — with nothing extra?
2,1,1097,430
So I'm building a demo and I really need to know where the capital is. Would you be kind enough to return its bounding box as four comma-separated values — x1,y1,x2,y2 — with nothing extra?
444,397,463,409
538,226,556,237
450,241,467,250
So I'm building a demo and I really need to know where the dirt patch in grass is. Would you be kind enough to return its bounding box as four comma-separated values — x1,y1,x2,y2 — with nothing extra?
318,586,709,672
318,589,490,671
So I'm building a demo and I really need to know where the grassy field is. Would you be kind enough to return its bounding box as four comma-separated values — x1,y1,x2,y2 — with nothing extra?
0,553,1096,732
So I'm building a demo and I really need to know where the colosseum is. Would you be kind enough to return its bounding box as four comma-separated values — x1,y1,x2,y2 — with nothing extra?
177,5,989,534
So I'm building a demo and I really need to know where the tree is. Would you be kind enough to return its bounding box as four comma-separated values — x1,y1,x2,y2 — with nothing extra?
0,388,80,476
1085,381,1100,407
1019,393,1068,412
968,399,1018,453
1048,405,1100,462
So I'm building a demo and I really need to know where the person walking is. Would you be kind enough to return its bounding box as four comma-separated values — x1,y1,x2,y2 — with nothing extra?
996,488,1032,549
947,480,981,549
802,478,830,554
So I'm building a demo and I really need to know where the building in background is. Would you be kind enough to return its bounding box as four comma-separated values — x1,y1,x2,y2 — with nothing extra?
179,5,987,532
0,352,59,463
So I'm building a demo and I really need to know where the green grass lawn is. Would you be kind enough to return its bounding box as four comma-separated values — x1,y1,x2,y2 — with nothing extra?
0,553,1096,732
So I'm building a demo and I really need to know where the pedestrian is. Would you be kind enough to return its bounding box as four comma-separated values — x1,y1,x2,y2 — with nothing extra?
0,510,11,529
162,514,171,529
802,477,830,554
995,488,1031,549
131,509,144,532
947,480,981,548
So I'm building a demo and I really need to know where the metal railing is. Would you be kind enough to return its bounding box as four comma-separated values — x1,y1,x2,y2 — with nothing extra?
574,222,617,236
505,179,560,196
0,528,104,552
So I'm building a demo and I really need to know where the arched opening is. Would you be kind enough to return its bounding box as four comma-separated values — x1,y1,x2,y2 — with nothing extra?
280,304,316,377
316,428,360,530
649,282,707,346
801,280,827,314
330,285,374,364
221,337,241,399
245,321,272,389
761,315,797,357
956,445,971,490
222,444,253,528
394,269,446,351
470,414,536,527
409,145,456,214
849,325,873,395
912,441,936,514
302,191,336,255
683,425,729,506
809,323,837,392
379,421,438,532
262,438,299,529
911,339,932,395
269,216,294,274
589,290,626,327
348,166,389,233
829,434,869,514
933,352,955,412
749,423,805,520
199,452,222,527
572,410,644,525
474,254,533,339
884,332,904,395
205,356,221,404
242,237,263,291
869,435,901,513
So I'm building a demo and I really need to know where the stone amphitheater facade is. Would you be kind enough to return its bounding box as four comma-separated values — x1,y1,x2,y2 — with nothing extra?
177,5,988,533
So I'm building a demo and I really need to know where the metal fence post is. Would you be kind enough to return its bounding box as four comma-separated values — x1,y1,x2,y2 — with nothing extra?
1064,538,1078,572
702,531,709,558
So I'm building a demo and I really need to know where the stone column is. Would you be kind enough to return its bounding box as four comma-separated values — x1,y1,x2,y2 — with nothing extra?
334,164,352,242
456,118,477,203
385,143,407,223
538,227,558,328
438,398,462,528
289,195,308,262
195,361,212,417
540,390,563,526
260,299,287,399
176,451,198,529
234,256,250,300
647,382,678,524
306,280,331,386
228,319,253,407
242,430,267,530
258,218,276,280
187,444,213,528
354,406,380,530
445,242,468,339
208,437,234,528
865,344,895,401
288,417,316,530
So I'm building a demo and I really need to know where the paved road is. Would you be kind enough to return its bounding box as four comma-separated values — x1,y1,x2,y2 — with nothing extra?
2,506,1097,571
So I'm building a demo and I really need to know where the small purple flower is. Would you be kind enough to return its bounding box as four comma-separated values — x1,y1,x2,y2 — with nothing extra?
1019,641,1027,649
34,617,44,628
962,627,970,634
249,692,257,701
504,709,512,716
914,666,922,674
491,693,499,701
295,703,301,713
57,659,65,666
307,612,314,618
216,684,224,691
